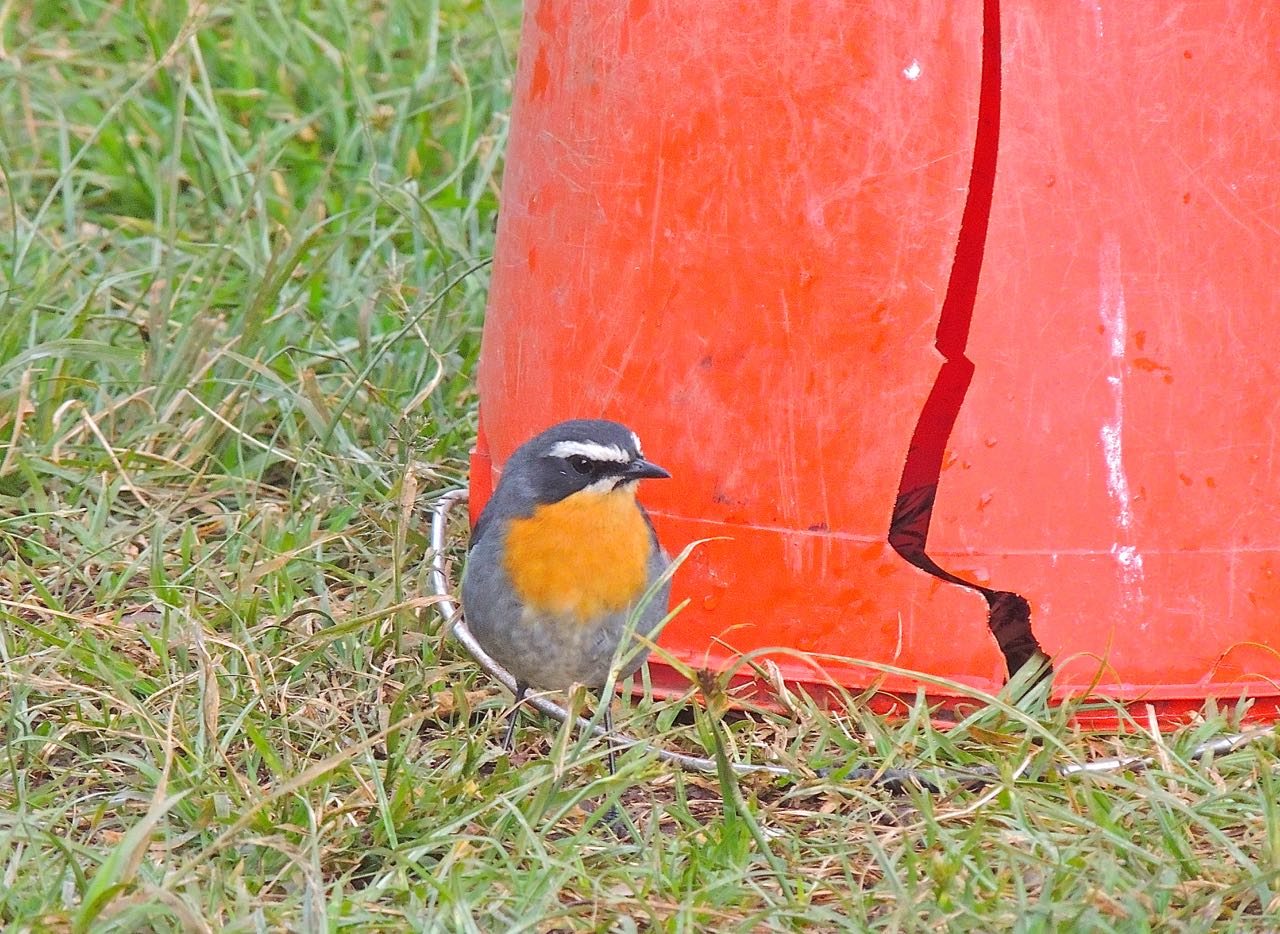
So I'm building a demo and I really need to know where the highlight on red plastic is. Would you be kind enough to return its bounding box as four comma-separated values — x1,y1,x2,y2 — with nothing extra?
469,1,1280,725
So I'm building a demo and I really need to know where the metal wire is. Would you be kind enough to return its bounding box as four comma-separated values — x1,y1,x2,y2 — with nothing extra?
1053,728,1269,776
430,488,1271,789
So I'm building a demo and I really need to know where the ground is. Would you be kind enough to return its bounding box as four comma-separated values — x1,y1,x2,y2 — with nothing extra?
1,2,1278,931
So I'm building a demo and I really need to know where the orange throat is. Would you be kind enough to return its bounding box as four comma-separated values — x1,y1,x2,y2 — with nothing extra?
502,487,651,621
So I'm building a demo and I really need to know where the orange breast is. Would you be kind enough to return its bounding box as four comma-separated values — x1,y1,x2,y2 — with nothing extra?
503,489,652,621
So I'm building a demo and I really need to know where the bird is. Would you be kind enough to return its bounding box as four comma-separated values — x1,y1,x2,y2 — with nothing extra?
460,418,672,767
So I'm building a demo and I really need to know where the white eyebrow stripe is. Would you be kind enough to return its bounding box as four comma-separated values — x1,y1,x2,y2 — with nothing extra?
630,431,642,455
546,440,630,463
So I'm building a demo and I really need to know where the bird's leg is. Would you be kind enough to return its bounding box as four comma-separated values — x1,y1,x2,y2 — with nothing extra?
502,681,527,753
602,704,617,778
598,702,631,837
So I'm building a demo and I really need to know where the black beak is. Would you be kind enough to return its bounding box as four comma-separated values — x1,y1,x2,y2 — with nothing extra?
624,458,671,481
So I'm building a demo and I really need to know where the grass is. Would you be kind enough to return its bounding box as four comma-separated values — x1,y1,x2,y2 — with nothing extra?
1,1,1278,930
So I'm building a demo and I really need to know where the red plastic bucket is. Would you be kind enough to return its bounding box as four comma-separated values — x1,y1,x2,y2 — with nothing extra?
471,1,1280,724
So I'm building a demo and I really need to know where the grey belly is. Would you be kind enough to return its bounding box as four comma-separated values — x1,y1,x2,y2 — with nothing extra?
490,609,655,689
460,544,671,691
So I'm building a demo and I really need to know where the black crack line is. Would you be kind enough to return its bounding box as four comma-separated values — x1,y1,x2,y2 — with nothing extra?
887,0,1048,678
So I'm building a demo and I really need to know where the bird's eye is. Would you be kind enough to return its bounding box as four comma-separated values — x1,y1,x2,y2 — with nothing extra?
568,455,593,475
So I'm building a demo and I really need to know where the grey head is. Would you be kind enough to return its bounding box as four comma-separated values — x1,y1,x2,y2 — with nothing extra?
471,419,670,546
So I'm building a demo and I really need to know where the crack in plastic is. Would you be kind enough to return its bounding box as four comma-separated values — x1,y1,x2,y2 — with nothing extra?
887,0,1048,680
